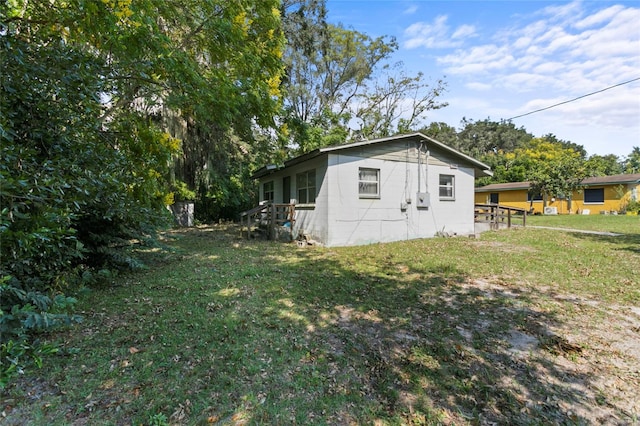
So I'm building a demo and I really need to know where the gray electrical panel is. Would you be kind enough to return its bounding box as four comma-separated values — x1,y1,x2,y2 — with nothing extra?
416,192,430,209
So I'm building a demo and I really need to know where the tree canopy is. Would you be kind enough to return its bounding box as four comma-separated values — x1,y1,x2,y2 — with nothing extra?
280,0,447,154
0,0,285,384
1,0,637,386
507,139,590,200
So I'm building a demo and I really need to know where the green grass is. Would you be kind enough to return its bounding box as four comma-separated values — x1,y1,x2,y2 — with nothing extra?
527,212,639,234
2,218,639,425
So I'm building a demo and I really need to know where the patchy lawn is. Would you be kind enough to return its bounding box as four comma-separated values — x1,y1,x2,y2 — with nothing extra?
2,220,639,425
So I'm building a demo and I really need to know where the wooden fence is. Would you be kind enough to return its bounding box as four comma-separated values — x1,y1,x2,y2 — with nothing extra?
240,202,295,240
474,203,527,229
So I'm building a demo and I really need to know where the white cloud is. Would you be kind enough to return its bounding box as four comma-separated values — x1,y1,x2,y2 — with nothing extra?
533,61,564,74
574,5,624,29
435,1,639,97
400,0,638,154
403,15,476,49
512,36,533,50
403,5,419,15
452,24,476,40
438,45,515,75
539,0,585,23
466,82,492,92
501,73,553,93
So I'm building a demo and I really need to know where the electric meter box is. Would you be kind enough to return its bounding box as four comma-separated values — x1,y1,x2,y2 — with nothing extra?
416,192,430,209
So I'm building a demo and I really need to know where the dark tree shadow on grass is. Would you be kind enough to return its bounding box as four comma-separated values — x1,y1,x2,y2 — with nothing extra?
568,231,640,254
243,239,631,424
4,225,635,425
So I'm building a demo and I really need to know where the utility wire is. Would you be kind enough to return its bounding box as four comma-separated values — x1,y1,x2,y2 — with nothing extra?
506,77,640,121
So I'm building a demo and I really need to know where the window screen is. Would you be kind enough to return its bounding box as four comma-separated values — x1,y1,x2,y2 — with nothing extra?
358,168,380,198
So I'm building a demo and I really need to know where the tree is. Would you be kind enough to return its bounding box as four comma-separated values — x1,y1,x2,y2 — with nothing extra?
0,0,285,382
622,147,640,174
281,2,396,153
421,122,459,146
507,138,590,204
476,151,530,187
456,118,533,158
586,154,623,176
539,133,587,158
354,64,448,140
281,0,447,154
0,19,177,386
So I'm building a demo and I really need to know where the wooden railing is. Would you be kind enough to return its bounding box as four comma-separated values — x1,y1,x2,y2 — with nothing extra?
474,203,527,229
240,202,295,240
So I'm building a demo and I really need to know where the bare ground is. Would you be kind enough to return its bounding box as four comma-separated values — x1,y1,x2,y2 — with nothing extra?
320,277,640,425
471,279,640,424
2,278,638,425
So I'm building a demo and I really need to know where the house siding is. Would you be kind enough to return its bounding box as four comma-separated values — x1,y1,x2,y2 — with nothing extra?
254,133,490,247
258,157,329,242
474,189,540,212
574,183,639,214
325,148,475,247
475,177,640,215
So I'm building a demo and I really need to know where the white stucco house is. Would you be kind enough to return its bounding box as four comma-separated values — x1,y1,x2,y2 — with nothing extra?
251,132,492,247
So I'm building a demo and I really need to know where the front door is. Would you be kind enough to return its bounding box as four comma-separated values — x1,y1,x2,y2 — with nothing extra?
282,176,291,203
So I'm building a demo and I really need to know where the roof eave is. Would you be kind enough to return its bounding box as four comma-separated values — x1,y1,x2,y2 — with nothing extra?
252,132,493,179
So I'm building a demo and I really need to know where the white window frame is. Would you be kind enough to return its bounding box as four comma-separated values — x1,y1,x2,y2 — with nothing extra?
358,168,380,199
439,174,455,200
296,169,316,204
263,181,274,202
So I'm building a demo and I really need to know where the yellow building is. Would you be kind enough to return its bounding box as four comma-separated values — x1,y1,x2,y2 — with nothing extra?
475,173,640,215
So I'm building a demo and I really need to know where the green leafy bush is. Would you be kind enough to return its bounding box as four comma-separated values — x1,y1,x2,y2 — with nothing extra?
624,199,640,214
0,27,174,385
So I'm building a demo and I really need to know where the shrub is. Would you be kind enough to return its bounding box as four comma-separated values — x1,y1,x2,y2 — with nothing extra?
0,28,175,385
624,199,640,214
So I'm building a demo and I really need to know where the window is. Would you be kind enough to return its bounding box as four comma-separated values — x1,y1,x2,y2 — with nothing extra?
527,191,543,202
489,193,499,204
358,168,380,198
296,169,316,204
584,188,604,204
263,181,274,202
439,174,455,200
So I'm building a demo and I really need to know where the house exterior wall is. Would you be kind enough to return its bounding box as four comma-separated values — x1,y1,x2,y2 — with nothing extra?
255,135,488,247
258,157,329,242
475,182,640,215
324,146,476,247
573,183,639,214
474,189,546,213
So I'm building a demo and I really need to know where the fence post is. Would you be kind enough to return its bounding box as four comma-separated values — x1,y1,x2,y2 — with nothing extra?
269,203,276,240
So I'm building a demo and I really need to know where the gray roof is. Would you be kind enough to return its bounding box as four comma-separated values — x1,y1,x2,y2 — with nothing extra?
253,132,492,179
581,173,640,185
475,181,531,192
475,173,640,192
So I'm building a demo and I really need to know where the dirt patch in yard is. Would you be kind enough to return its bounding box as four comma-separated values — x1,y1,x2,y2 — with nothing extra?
0,274,640,425
462,279,639,424
319,277,640,424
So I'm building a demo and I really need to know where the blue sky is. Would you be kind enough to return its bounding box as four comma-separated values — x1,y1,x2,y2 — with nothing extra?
326,0,640,158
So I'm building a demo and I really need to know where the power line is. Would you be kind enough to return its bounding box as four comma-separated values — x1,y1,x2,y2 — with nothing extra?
506,77,640,121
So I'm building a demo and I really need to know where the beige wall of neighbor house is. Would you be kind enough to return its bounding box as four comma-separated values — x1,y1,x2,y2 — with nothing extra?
475,174,640,215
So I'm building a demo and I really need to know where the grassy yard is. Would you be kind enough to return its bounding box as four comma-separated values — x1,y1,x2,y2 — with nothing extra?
2,216,639,425
527,213,639,234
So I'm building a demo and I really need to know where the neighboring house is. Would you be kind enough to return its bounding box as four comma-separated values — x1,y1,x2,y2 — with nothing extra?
252,132,492,247
474,173,640,215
